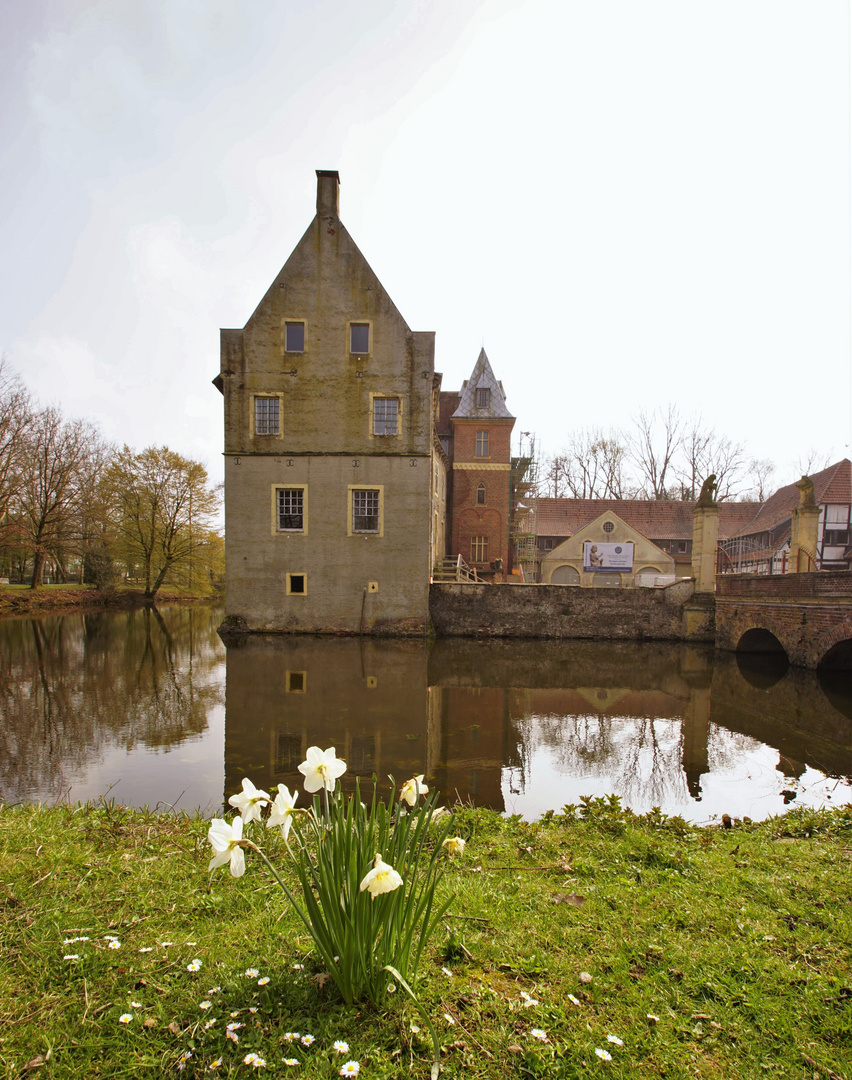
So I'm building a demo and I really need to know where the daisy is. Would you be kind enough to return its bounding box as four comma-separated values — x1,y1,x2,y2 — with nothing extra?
245,968,260,978
208,1060,222,1070
130,1001,142,1009
139,947,153,953
568,994,580,1005
300,1034,315,1047
187,959,202,972
606,1035,623,1046
282,1060,300,1067
63,954,79,960
119,1014,133,1024
333,1041,350,1054
199,1001,213,1010
108,940,121,950
531,1029,548,1042
257,976,270,986
595,1048,612,1061
339,1063,360,1078
284,1033,300,1042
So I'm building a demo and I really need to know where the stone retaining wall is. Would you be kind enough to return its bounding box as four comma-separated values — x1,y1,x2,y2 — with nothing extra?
429,579,714,642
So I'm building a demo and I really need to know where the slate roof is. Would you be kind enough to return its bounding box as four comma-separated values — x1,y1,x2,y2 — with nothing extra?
536,498,761,541
452,349,513,420
733,459,852,537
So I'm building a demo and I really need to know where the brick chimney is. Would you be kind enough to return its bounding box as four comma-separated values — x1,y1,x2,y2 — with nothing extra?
316,170,340,217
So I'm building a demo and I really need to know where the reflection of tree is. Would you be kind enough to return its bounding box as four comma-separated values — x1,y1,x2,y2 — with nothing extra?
517,709,691,810
0,604,224,803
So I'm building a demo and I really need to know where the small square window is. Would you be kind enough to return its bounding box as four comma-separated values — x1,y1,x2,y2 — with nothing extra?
475,430,489,458
255,396,280,436
352,488,380,533
372,397,399,436
476,387,490,408
286,573,306,595
350,323,370,354
285,321,305,352
277,488,304,531
286,671,306,693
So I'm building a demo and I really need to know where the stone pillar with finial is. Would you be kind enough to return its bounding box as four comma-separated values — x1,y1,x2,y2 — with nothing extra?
691,474,720,593
788,475,819,573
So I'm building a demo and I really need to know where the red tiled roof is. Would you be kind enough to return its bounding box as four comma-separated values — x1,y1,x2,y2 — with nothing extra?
733,459,852,536
536,497,761,541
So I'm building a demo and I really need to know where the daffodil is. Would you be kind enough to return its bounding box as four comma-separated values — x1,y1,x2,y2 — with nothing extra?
442,836,466,856
267,784,299,840
359,853,403,899
207,817,246,877
399,774,428,806
228,778,271,823
297,746,347,793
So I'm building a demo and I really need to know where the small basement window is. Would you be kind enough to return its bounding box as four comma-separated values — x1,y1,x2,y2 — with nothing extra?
286,573,306,595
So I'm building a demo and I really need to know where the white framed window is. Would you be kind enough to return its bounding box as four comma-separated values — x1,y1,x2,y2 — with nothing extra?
371,396,399,436
272,485,307,534
350,322,370,354
285,321,305,353
475,430,489,457
255,396,280,436
349,486,383,535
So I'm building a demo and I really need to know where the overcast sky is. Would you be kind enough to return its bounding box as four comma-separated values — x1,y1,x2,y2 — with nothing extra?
1,0,849,495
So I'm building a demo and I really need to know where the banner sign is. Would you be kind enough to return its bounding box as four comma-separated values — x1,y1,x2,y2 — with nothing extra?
583,541,634,572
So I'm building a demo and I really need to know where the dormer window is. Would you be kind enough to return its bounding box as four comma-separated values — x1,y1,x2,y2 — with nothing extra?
476,387,490,408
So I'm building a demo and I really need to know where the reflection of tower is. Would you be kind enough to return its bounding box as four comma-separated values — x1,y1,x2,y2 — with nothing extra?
682,685,711,800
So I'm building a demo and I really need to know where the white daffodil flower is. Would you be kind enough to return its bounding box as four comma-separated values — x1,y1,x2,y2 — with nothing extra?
297,746,347,793
442,836,466,856
207,817,246,877
399,775,428,806
267,784,298,840
228,778,271,823
359,853,403,900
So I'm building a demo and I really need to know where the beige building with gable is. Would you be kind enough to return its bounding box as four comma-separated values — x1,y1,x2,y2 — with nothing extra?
215,171,445,634
540,510,675,587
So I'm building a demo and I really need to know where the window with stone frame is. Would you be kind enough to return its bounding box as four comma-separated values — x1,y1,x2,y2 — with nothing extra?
350,323,370,354
255,396,280,435
352,488,380,533
372,397,399,436
277,488,304,531
285,321,305,352
470,535,488,562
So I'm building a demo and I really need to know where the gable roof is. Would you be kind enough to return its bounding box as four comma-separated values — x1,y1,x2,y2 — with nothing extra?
733,459,852,537
452,349,513,420
536,498,760,541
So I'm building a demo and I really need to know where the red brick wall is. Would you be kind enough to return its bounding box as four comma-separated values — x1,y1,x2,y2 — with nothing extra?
717,571,852,600
451,420,513,463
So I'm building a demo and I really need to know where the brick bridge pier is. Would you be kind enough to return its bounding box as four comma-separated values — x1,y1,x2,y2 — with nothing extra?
715,571,852,669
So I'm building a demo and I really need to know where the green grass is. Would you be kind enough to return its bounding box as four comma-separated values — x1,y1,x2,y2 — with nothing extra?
1,798,850,1078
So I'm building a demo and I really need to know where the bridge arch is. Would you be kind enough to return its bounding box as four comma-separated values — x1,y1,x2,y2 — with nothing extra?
814,621,852,671
736,627,788,657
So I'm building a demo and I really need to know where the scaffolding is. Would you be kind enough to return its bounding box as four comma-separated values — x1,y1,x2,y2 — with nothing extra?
511,432,540,581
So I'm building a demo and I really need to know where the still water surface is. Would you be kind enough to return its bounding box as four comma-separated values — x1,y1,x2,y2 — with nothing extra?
2,603,850,822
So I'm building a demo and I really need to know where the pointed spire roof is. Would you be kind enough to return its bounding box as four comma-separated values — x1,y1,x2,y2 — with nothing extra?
452,348,514,419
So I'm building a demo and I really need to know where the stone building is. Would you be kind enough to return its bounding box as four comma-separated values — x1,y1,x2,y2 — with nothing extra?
215,170,445,634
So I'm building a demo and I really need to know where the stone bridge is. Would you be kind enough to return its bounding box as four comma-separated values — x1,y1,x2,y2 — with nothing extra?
715,571,852,669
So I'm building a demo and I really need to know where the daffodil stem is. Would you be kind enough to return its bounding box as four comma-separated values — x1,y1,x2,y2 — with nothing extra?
383,964,441,1079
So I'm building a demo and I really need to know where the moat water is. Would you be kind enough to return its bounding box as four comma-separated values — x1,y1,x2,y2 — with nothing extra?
2,602,851,822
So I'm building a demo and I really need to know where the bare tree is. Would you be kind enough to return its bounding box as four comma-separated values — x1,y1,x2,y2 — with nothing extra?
104,446,221,599
0,358,34,552
743,458,775,502
628,405,683,499
676,417,749,501
547,429,629,499
15,407,104,588
795,448,834,475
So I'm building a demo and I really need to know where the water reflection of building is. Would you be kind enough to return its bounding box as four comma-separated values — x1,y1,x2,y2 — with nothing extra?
222,636,852,817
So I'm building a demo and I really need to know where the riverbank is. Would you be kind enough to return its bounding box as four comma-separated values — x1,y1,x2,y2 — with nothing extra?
0,584,222,619
2,800,850,1078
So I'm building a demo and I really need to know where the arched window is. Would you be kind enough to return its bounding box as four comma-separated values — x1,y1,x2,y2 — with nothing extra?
476,483,486,505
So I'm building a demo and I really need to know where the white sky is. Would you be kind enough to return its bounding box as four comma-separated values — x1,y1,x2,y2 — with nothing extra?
1,0,850,494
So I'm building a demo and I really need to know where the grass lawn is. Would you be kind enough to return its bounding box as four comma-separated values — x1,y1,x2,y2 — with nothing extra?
1,798,850,1079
